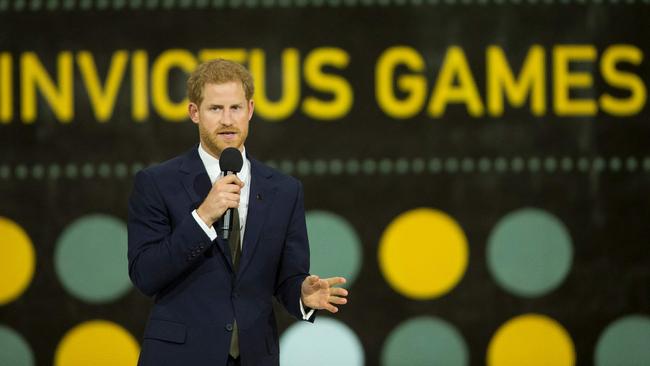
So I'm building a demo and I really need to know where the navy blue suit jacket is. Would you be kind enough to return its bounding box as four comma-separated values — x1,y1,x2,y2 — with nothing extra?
127,147,313,366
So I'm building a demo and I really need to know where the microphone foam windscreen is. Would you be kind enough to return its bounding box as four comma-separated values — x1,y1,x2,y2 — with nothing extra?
220,147,244,173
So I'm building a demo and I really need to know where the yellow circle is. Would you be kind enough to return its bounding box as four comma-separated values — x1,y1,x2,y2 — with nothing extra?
487,314,576,366
0,217,36,305
378,208,468,299
55,320,140,366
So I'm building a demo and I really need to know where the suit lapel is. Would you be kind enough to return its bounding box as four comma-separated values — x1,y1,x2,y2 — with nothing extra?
179,147,233,271
238,158,276,278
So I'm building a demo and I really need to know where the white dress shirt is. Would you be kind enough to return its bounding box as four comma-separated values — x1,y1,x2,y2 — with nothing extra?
191,144,314,320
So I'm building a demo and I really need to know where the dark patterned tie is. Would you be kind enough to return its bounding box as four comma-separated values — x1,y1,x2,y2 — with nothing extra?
229,208,241,358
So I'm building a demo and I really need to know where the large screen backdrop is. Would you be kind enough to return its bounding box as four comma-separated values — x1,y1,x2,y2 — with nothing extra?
1,1,649,365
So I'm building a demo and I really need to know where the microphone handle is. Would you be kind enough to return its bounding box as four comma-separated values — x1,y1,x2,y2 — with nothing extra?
220,170,236,240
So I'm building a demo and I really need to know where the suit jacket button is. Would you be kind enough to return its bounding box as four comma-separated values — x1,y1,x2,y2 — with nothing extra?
226,324,233,331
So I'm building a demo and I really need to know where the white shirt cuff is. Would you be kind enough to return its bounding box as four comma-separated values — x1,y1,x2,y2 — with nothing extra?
192,209,217,241
299,299,315,320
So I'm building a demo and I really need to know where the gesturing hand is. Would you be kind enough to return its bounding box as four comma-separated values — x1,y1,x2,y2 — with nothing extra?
300,275,348,313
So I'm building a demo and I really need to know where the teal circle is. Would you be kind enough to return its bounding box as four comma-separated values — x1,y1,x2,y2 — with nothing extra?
487,208,573,297
461,158,474,173
31,164,44,179
578,157,590,172
98,163,111,178
626,157,638,172
595,315,650,366
346,159,360,175
15,165,28,179
0,325,34,366
54,214,131,303
395,158,409,174
379,159,393,174
561,157,573,172
412,158,425,173
609,157,622,172
280,160,294,174
381,316,469,366
494,157,507,172
445,158,459,173
428,158,442,173
362,159,376,174
329,159,343,175
511,157,524,172
114,163,128,178
528,157,540,172
296,160,311,175
81,163,94,178
48,164,61,179
0,165,10,179
281,317,364,365
313,160,327,175
478,157,491,172
593,157,606,172
544,157,557,172
65,164,78,179
305,210,362,287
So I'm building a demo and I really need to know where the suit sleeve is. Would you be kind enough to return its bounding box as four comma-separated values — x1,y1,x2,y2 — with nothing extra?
274,180,315,322
127,169,213,297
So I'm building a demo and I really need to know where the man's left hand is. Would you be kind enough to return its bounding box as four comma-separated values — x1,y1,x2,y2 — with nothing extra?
300,275,348,313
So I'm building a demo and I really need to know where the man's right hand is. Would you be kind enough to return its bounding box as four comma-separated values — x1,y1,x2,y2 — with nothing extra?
196,174,244,228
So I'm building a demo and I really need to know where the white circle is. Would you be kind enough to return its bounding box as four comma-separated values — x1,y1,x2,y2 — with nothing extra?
280,317,364,366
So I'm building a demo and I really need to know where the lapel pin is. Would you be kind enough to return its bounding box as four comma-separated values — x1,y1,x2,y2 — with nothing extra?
256,193,262,200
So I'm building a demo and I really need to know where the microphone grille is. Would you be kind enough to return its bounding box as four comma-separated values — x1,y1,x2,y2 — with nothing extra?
220,147,243,173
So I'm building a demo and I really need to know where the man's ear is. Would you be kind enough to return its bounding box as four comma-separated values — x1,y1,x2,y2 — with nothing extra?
189,103,200,124
247,99,255,120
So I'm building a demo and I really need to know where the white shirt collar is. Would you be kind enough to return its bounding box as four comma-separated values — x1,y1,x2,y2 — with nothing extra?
197,143,250,184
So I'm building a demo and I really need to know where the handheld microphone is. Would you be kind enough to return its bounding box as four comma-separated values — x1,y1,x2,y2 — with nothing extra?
218,147,243,240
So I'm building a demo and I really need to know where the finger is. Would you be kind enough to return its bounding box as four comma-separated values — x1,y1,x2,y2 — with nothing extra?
307,275,320,285
328,296,347,305
323,304,338,313
325,277,347,287
330,287,348,297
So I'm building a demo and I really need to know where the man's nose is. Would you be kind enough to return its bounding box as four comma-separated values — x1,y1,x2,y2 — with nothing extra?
221,110,234,126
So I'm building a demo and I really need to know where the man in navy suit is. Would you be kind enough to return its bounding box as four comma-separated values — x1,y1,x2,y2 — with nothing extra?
127,59,348,366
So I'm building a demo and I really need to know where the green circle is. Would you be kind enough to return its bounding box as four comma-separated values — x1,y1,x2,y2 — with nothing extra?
98,163,111,178
626,157,638,172
15,165,28,179
381,316,469,366
29,0,41,11
81,163,95,178
65,164,78,179
395,159,409,174
379,159,393,174
48,164,61,179
487,208,573,298
544,157,557,172
428,158,442,173
31,164,44,179
0,0,8,11
280,160,294,174
593,157,606,172
494,157,507,173
362,159,376,174
329,159,343,175
578,157,589,172
461,158,474,173
265,160,278,170
0,165,10,179
528,157,540,172
114,163,128,178
62,0,74,9
609,157,622,172
0,325,34,366
46,0,58,10
478,157,491,172
306,210,362,287
129,0,143,8
55,214,131,303
561,157,573,172
511,157,524,172
346,159,360,175
445,158,459,173
296,160,310,175
412,158,425,174
313,160,327,175
146,0,159,8
595,315,650,366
